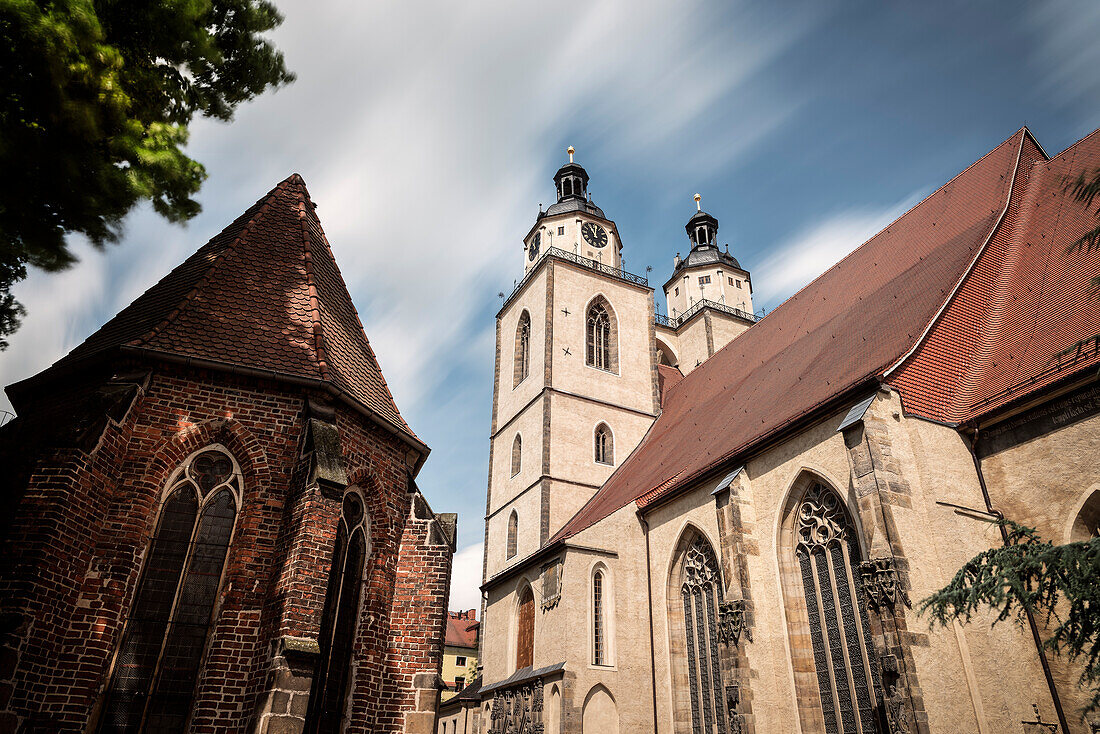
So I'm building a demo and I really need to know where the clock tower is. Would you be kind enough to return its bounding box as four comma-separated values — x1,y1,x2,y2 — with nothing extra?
484,148,659,583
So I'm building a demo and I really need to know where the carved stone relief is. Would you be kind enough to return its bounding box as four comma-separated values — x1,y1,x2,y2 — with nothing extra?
717,599,751,645
858,557,910,610
489,683,544,734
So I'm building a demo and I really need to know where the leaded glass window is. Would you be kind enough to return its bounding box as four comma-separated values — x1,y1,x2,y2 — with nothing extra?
511,434,522,477
592,571,606,665
514,311,531,386
306,491,370,733
586,302,612,371
100,448,241,734
681,537,727,734
796,484,880,734
507,511,518,560
594,424,613,465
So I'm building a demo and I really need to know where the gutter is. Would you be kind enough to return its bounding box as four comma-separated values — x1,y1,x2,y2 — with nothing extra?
965,426,1069,734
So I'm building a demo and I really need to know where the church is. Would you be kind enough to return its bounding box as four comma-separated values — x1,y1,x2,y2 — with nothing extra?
475,128,1100,733
0,175,455,733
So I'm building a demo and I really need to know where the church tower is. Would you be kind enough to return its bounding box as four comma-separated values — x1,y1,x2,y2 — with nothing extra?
654,195,756,373
484,149,660,580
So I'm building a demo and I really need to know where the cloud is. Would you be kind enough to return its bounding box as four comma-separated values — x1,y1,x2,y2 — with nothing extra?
448,542,484,613
1028,0,1100,113
751,193,925,310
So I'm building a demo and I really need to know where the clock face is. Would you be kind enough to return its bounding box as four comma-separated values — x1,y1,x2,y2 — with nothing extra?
528,232,541,261
582,222,608,248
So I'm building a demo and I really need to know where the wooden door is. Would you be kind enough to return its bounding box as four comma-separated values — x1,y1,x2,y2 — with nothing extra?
516,586,534,669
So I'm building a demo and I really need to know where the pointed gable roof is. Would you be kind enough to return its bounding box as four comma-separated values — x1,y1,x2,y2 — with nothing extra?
21,175,421,449
551,129,1033,542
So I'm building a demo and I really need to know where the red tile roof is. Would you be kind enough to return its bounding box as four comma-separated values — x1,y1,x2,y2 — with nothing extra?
445,609,479,648
35,175,418,445
657,364,684,405
551,129,1042,542
887,128,1100,422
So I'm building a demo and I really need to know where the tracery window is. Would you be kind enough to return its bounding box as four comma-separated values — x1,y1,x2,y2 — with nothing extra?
514,311,531,386
796,484,880,734
507,511,518,559
511,434,522,477
680,536,727,734
100,447,241,733
594,423,613,465
592,570,606,665
305,490,370,733
586,300,613,371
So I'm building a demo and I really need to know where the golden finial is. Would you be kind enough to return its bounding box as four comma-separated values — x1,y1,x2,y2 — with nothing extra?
694,193,702,211
567,146,575,163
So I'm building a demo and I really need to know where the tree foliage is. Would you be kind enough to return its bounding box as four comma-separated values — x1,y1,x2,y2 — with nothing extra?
0,0,294,347
920,520,1100,715
1065,167,1100,294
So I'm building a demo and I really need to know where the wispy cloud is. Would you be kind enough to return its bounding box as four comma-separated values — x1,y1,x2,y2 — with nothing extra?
751,192,926,310
1028,0,1100,114
449,542,484,613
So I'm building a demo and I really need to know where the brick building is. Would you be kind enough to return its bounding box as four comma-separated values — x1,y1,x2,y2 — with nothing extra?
0,175,454,733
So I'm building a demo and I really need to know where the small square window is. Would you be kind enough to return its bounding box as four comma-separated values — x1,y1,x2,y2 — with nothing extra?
558,226,565,235
728,277,735,286
699,275,711,285
674,287,679,297
455,656,467,667
736,279,742,288
455,677,465,691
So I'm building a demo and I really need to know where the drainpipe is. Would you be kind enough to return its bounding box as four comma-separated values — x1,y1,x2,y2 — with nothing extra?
640,512,660,734
967,427,1069,734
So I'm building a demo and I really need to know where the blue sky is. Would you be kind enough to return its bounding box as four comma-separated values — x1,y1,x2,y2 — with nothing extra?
2,1,1098,612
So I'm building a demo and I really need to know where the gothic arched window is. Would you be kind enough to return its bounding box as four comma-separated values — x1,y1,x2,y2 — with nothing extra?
507,511,518,560
1070,489,1100,542
586,299,616,372
592,570,606,665
594,423,613,465
516,585,534,670
305,490,370,733
796,483,879,734
100,447,241,733
679,535,726,734
514,311,531,386
511,434,522,477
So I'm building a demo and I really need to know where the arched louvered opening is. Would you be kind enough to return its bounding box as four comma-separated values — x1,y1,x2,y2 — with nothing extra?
507,511,518,560
306,491,370,733
585,297,617,372
594,423,613,465
100,447,241,734
793,482,881,734
516,585,534,670
514,311,531,386
511,434,522,477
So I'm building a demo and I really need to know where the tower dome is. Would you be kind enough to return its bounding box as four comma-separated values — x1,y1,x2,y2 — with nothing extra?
543,146,606,218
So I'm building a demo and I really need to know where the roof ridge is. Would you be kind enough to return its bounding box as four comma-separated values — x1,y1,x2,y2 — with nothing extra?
128,179,287,350
883,130,1028,379
757,129,1029,322
290,176,332,381
300,184,412,435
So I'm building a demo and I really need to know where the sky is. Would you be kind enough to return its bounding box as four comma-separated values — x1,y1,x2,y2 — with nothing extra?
2,0,1099,614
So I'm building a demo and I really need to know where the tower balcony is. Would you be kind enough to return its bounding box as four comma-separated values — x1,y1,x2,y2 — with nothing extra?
500,247,649,314
655,298,758,329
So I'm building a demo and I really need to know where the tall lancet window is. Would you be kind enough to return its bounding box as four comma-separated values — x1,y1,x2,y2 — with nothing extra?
796,483,879,734
507,510,518,560
680,536,727,734
514,311,531,386
306,491,370,733
586,299,614,372
100,448,241,733
511,434,522,477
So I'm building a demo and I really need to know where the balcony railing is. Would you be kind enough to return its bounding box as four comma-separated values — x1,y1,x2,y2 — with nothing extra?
500,247,649,313
655,298,758,329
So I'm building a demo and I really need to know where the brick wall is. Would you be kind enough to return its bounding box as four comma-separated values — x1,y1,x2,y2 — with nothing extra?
0,359,452,733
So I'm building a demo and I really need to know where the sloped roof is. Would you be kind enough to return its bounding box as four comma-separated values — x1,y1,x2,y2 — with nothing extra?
888,128,1100,422
551,129,1032,542
657,364,684,405
445,613,479,649
21,175,418,446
